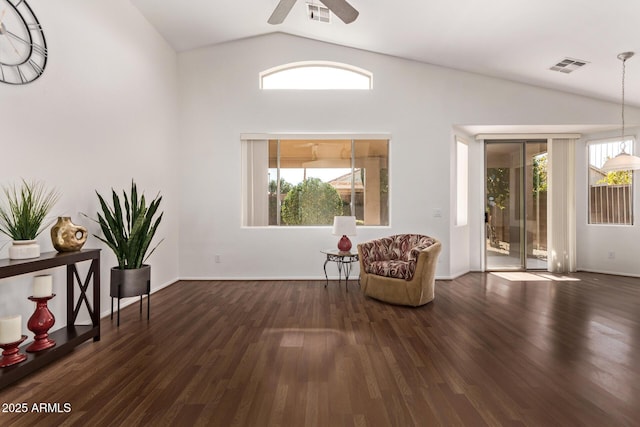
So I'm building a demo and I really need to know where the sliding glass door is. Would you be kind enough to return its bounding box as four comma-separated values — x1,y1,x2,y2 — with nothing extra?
485,140,548,270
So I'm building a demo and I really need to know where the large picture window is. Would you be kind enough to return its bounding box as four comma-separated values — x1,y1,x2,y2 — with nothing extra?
242,137,389,226
588,137,635,225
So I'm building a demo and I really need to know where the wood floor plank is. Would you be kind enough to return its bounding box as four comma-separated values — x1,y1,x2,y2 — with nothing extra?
1,273,640,426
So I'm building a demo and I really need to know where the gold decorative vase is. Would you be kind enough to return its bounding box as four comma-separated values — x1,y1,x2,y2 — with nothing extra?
50,217,88,252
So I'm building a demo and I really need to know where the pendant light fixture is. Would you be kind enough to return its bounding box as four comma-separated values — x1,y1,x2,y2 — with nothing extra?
601,52,640,172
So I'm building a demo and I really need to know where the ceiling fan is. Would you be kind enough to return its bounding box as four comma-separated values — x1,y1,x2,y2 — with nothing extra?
268,0,359,25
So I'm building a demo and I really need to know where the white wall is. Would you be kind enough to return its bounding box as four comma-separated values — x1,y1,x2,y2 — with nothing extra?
576,127,640,276
0,0,179,333
177,32,636,280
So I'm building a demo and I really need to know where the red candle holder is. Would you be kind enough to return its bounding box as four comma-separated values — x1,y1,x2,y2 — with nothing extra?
0,335,27,368
26,294,56,353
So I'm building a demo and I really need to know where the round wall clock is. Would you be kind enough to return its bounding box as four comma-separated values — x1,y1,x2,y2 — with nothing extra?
0,0,47,85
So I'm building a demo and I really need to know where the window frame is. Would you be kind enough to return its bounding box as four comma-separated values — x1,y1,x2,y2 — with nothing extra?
587,136,636,226
259,61,373,90
455,136,469,226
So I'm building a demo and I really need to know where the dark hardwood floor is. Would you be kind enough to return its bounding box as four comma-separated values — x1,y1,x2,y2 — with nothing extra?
1,272,639,426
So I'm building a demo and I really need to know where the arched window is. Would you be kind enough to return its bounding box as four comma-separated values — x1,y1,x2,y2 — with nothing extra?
260,61,372,90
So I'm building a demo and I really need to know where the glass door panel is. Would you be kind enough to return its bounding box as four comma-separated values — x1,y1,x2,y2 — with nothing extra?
485,140,548,271
486,142,524,270
525,142,548,269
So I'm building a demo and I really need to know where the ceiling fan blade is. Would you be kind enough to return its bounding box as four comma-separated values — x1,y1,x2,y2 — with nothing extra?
268,0,297,25
319,0,359,24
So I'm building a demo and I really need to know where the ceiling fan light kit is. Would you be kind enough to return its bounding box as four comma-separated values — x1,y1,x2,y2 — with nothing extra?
268,0,358,25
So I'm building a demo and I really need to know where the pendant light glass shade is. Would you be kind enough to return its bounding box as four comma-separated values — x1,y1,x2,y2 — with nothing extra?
601,151,640,172
601,52,640,172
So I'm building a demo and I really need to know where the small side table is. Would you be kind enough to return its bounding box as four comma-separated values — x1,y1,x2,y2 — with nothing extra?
321,249,359,291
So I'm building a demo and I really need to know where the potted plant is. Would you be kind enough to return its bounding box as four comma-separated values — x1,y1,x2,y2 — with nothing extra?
91,180,163,312
0,179,60,259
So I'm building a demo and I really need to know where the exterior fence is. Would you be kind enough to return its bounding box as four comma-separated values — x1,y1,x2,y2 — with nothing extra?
589,184,632,225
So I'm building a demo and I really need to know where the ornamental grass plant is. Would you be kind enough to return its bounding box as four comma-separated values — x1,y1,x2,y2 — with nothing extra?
0,179,60,241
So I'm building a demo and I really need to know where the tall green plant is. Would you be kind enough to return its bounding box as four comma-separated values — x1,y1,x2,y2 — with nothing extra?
93,181,163,269
0,179,60,240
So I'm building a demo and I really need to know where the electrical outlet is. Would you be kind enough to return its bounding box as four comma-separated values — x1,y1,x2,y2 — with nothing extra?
433,208,442,218
608,251,615,260
214,255,221,263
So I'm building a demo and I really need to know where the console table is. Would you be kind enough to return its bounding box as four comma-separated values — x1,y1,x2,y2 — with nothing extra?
0,249,101,390
321,249,359,292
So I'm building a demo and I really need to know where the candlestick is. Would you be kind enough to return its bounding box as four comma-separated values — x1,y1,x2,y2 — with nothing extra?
26,295,56,352
0,315,22,345
0,335,27,368
33,274,53,298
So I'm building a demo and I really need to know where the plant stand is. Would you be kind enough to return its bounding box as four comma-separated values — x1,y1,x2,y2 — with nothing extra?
110,265,151,326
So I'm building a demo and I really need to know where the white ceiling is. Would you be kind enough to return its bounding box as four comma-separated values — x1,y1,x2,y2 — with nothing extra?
131,0,640,108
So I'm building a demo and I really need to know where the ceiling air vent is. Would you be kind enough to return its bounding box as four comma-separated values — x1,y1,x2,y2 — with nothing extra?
550,58,589,73
307,3,331,23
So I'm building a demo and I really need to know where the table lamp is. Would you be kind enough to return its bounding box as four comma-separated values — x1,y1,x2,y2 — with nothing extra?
332,216,357,252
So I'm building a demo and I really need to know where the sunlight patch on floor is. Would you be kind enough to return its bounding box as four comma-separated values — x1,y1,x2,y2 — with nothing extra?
536,273,580,281
491,272,581,282
491,272,551,281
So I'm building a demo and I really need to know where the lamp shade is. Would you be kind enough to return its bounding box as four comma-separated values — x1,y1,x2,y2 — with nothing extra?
602,53,640,173
601,152,640,172
332,216,356,236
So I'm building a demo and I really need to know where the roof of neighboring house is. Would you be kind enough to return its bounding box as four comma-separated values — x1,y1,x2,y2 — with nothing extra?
589,164,606,177
328,168,364,191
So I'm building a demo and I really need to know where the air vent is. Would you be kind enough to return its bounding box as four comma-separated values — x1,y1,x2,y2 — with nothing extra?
307,3,330,22
550,58,589,73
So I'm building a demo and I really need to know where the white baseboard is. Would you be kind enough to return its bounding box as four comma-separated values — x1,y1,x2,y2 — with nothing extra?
178,275,451,281
576,268,640,278
439,270,471,280
178,276,356,281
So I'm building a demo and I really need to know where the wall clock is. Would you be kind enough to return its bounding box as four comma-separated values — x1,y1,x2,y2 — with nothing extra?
0,0,47,85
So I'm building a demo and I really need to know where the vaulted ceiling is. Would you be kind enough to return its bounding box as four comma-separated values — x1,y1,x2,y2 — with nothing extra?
131,0,640,108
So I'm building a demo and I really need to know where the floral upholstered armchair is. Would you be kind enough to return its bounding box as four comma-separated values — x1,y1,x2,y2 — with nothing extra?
357,234,441,307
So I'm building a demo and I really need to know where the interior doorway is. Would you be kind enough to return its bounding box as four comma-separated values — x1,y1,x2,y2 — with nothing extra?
485,140,548,270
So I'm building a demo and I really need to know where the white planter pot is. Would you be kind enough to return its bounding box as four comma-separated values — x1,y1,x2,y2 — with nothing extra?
9,240,40,260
